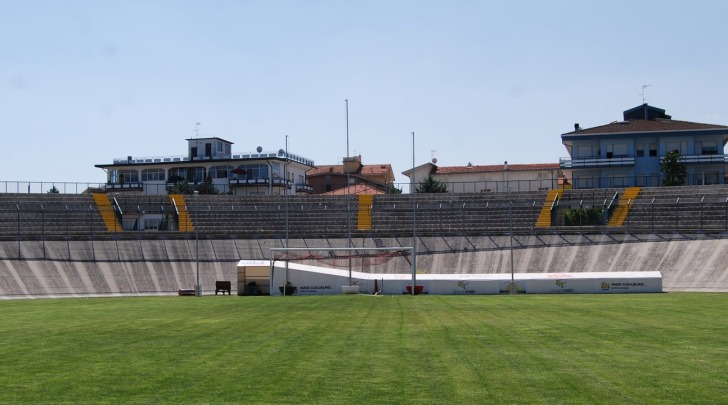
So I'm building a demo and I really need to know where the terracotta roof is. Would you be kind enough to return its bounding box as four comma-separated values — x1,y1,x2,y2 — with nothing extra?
322,183,386,195
360,164,392,175
564,119,728,136
434,163,560,174
308,164,392,176
307,165,344,176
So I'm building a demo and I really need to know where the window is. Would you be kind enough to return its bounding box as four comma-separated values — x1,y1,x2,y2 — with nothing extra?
697,141,718,155
170,166,206,182
665,141,687,155
649,143,657,157
144,219,161,230
606,144,628,158
703,172,720,185
608,175,626,187
112,169,139,183
636,144,644,157
235,164,270,180
142,169,165,181
271,162,281,178
576,145,598,158
210,166,233,179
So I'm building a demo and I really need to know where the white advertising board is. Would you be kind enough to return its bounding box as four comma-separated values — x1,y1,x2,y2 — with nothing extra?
266,261,662,296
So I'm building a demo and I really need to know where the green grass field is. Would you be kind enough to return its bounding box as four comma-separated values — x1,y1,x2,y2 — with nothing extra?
0,293,726,404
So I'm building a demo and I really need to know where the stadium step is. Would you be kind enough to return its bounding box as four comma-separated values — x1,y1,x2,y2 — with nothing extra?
169,194,194,232
535,189,560,227
92,193,122,232
357,194,374,230
608,187,641,227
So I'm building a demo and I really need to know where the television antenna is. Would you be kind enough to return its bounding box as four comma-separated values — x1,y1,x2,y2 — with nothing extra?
641,85,651,104
195,122,201,138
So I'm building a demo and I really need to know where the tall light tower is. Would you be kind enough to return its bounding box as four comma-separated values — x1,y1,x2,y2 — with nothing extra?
345,99,353,286
411,131,417,294
505,161,515,295
194,190,200,296
282,135,290,289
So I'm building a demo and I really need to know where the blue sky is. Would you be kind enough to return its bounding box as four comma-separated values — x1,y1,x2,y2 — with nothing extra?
3,0,728,186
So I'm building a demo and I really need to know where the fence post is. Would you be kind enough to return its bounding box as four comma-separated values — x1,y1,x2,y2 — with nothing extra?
627,198,631,233
41,204,46,259
675,197,680,231
16,204,21,260
66,204,70,260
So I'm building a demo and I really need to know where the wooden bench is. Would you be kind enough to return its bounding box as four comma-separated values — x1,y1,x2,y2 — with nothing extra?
215,281,232,295
178,288,196,296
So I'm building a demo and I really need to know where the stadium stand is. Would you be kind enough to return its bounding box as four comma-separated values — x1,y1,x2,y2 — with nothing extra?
0,194,108,238
2,186,728,242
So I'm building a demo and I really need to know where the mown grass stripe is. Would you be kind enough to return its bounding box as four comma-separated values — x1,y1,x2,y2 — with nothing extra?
0,294,726,404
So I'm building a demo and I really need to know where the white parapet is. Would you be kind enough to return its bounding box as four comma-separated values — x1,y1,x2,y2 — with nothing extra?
265,261,662,296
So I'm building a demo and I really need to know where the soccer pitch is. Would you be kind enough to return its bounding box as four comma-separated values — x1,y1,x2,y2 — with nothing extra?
0,294,726,404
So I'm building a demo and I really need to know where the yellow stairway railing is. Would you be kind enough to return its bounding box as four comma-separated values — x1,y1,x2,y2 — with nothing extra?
357,195,374,230
92,193,122,232
169,194,194,232
535,189,560,228
608,187,641,226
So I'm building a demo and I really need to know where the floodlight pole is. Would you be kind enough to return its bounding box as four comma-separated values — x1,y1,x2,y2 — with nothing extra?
194,190,200,297
505,161,515,295
346,99,352,286
412,131,417,295
284,136,290,289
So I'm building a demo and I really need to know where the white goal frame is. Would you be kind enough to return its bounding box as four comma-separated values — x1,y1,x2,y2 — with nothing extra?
268,246,416,294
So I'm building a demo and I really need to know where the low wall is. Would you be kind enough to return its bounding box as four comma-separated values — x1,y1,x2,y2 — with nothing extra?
269,261,662,295
1,236,726,298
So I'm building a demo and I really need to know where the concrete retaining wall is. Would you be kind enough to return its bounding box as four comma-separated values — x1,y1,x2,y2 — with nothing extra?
1,236,727,298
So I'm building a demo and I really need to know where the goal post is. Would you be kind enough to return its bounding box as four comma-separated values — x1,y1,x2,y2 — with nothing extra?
268,246,415,295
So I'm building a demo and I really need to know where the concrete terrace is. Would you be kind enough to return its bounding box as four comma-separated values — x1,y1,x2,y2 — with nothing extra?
2,185,728,297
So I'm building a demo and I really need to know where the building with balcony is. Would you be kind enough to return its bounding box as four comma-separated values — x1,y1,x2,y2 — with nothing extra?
402,161,568,193
561,104,728,188
95,137,315,195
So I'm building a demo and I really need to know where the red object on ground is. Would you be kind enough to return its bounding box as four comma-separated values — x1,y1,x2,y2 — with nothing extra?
405,285,424,295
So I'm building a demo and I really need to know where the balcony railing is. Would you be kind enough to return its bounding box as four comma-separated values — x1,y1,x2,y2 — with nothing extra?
111,149,314,167
560,155,635,169
671,154,727,164
562,153,728,169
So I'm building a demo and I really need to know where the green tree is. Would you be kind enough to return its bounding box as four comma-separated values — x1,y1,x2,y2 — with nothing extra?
194,175,219,195
415,175,448,193
167,176,219,195
661,151,687,186
385,184,403,194
563,208,604,226
167,180,194,195
47,186,60,194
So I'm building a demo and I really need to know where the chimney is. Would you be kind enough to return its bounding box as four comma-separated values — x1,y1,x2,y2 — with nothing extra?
343,155,362,174
574,123,580,131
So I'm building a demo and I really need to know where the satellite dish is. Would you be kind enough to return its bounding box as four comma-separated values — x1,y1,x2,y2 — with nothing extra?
256,146,262,153
278,149,285,154
432,158,437,164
